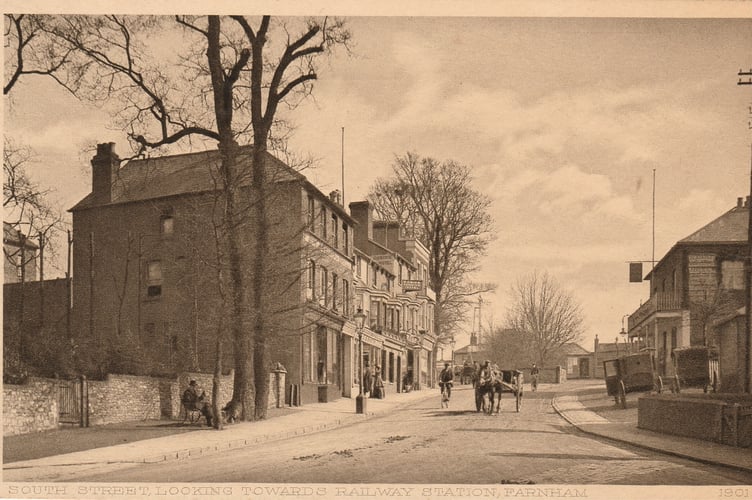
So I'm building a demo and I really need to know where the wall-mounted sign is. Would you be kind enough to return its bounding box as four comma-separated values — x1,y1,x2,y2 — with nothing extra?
402,279,423,292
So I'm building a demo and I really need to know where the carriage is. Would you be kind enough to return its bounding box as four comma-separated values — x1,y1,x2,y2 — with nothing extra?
475,368,524,414
603,350,663,409
670,346,719,393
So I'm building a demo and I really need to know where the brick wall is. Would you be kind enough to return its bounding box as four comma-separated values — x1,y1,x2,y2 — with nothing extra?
3,377,58,436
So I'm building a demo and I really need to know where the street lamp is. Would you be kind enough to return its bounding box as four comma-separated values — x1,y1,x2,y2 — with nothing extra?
620,314,630,354
354,308,367,414
450,338,456,364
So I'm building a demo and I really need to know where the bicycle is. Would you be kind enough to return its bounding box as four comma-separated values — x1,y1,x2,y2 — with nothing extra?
439,382,452,408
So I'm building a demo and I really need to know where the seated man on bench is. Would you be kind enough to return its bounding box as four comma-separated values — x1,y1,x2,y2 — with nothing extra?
182,380,212,425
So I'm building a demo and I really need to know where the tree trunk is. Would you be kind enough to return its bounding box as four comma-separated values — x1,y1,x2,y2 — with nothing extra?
212,324,223,430
252,140,270,419
219,140,254,420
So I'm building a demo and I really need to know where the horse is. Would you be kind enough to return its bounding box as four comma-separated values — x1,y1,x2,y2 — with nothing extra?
474,366,502,415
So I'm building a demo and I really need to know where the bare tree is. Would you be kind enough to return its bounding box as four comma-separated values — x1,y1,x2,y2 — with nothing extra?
369,152,495,353
4,14,86,96
44,14,349,420
506,270,585,366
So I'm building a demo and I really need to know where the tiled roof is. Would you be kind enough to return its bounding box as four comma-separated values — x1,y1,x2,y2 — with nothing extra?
680,205,747,244
559,342,590,356
71,147,304,210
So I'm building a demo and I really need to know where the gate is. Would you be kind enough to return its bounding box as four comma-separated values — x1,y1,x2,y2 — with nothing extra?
58,377,88,426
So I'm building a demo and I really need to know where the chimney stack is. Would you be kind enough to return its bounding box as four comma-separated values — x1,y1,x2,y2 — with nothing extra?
91,142,120,204
738,197,744,208
349,200,374,248
329,190,342,206
747,196,751,208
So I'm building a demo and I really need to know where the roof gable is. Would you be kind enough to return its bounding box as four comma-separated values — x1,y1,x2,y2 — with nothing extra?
680,205,747,244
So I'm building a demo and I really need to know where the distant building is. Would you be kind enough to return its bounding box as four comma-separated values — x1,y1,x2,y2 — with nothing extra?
627,197,748,390
552,342,592,379
3,222,38,284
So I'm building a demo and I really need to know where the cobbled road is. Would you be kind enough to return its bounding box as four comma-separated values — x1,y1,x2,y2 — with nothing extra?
72,385,752,484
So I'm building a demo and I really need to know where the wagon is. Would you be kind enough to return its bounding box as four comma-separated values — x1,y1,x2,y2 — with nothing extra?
603,351,663,409
670,346,719,393
475,368,524,413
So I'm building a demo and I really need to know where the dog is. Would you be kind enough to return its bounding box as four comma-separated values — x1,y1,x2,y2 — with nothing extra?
222,401,241,423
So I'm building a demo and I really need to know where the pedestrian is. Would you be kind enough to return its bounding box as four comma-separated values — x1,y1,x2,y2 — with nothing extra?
439,362,454,401
363,362,373,396
372,364,385,399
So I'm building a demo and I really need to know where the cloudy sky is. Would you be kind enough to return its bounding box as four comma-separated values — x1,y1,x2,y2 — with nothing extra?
6,7,752,351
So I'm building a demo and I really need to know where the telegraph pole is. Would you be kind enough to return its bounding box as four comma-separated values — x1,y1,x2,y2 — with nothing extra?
736,69,752,393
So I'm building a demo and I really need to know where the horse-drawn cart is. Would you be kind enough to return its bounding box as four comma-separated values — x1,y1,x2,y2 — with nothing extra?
603,351,663,409
476,368,524,414
670,346,719,393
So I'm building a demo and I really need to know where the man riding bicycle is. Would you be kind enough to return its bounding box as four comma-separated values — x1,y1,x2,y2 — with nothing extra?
439,362,454,401
530,363,540,392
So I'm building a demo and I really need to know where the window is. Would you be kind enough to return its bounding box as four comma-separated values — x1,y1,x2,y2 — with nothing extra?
370,299,381,330
372,264,377,287
342,223,348,254
160,215,174,236
320,266,328,307
332,273,339,311
307,195,315,231
307,260,316,300
722,260,744,290
342,278,349,315
320,206,327,239
146,260,162,297
331,214,338,247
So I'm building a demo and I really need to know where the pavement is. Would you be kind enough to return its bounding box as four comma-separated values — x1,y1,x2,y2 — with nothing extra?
4,379,751,482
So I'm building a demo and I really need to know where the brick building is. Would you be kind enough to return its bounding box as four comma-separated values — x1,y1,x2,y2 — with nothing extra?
627,197,748,390
70,143,357,404
349,201,437,393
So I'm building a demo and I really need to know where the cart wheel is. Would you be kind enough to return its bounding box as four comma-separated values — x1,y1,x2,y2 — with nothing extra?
618,381,627,409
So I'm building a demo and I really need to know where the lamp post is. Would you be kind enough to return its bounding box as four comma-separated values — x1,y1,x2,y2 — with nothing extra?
354,308,367,414
450,338,456,365
619,314,630,355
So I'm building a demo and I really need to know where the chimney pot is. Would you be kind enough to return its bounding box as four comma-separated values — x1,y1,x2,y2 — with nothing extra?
329,190,341,206
738,197,744,208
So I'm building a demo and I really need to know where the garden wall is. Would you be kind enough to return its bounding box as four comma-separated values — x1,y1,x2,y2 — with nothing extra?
4,368,286,436
3,377,58,436
638,393,752,448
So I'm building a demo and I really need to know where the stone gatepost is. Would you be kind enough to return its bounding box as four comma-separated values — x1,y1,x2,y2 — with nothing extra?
271,363,287,408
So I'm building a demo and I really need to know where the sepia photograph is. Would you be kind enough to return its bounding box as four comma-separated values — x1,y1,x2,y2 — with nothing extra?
2,2,752,498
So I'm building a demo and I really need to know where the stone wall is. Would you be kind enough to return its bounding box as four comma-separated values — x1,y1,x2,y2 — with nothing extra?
4,369,287,436
3,377,58,436
87,374,163,426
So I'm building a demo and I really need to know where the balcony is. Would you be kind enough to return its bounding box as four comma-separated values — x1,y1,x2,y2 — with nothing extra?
627,294,683,331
